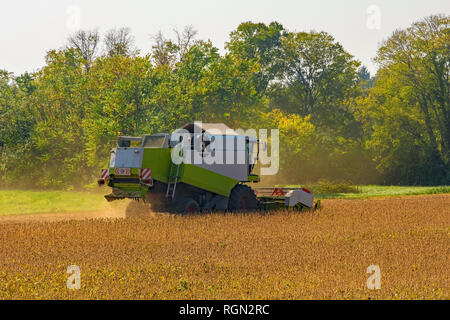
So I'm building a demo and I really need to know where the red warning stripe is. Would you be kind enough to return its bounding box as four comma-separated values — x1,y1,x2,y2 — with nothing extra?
301,187,311,194
101,169,109,179
271,188,285,196
140,168,152,180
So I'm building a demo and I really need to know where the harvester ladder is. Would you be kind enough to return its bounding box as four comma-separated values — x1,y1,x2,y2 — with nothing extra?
166,162,181,199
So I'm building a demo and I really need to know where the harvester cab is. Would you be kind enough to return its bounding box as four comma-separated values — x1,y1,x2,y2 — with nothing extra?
98,123,317,215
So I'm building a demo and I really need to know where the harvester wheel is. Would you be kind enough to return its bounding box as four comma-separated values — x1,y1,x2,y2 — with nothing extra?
228,184,259,212
178,198,200,215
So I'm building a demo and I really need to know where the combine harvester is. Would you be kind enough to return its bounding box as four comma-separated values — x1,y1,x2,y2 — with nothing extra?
97,123,319,215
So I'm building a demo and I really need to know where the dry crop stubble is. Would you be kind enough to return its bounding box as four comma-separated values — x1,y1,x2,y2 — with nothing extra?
0,194,448,299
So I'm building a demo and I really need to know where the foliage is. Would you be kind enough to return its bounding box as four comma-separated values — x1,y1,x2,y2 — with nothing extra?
355,14,449,185
0,15,448,188
226,21,286,94
309,179,361,194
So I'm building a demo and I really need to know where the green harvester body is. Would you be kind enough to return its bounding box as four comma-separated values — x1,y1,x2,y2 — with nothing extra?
98,123,315,214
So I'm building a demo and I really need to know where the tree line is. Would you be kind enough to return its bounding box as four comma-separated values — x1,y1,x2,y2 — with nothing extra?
0,14,448,189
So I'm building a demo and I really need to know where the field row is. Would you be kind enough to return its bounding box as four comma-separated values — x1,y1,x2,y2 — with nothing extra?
0,194,448,299
1,185,449,216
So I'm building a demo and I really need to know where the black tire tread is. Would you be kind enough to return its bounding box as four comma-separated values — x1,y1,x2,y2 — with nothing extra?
228,184,259,211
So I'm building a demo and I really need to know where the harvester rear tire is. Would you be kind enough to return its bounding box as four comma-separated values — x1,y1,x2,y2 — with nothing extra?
173,197,200,214
228,184,259,212
181,198,200,215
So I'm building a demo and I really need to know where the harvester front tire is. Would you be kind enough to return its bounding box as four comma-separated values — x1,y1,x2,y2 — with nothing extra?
228,184,259,212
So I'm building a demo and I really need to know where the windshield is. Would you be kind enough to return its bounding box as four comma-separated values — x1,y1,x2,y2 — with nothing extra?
142,135,169,148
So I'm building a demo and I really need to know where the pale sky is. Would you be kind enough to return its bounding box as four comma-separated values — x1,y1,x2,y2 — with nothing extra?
1,0,449,76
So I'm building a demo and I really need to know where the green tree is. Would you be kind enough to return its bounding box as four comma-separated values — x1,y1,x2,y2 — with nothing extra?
0,70,37,187
356,14,449,184
84,54,156,170
270,31,360,132
226,21,285,94
27,49,89,187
